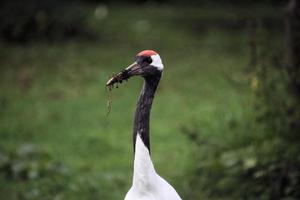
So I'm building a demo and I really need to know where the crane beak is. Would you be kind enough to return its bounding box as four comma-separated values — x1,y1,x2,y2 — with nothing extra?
106,62,143,87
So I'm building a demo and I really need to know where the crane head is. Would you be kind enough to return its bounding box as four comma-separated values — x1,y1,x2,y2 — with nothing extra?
106,50,164,87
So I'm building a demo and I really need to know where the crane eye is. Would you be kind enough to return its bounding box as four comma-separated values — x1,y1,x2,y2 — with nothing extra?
144,57,152,64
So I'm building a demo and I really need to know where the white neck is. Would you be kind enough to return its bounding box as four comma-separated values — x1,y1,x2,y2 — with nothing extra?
132,133,157,191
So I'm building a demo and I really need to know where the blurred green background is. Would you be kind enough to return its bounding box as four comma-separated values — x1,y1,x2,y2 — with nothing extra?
1,0,300,199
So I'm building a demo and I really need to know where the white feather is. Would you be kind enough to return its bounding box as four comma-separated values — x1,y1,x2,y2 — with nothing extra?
151,54,164,71
124,134,182,200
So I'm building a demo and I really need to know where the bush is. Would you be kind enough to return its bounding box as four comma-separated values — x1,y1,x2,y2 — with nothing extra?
0,0,97,42
183,34,300,200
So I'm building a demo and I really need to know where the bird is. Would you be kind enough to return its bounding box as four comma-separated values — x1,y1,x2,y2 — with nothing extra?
106,50,182,200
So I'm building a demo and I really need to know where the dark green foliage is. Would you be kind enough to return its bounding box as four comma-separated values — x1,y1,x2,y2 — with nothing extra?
247,46,300,199
0,144,71,199
184,28,300,200
0,0,97,42
0,144,106,199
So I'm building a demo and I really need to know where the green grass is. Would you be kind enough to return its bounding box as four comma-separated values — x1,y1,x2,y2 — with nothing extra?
0,4,279,200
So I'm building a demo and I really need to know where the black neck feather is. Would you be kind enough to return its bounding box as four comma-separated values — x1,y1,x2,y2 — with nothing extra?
133,74,161,153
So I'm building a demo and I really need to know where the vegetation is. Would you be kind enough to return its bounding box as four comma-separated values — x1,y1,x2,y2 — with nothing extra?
1,2,298,200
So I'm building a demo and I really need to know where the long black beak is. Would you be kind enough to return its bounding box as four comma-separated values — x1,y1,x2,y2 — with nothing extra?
106,62,142,87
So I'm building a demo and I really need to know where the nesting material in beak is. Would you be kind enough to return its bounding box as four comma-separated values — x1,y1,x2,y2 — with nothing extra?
106,62,142,89
106,69,129,87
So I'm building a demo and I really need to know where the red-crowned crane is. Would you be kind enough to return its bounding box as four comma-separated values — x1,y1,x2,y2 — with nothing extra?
106,50,182,200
